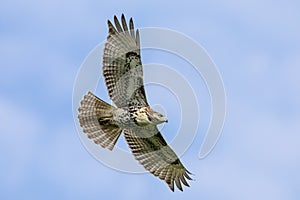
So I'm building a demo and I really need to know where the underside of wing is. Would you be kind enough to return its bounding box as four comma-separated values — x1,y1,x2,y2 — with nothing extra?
103,14,148,108
124,126,192,191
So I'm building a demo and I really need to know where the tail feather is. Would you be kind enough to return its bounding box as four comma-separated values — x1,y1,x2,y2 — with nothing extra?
78,92,122,150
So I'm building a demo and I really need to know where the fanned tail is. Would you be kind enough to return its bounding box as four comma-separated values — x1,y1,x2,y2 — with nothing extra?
78,92,122,150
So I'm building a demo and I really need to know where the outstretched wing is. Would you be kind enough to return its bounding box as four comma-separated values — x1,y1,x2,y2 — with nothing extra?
103,14,148,108
124,126,192,191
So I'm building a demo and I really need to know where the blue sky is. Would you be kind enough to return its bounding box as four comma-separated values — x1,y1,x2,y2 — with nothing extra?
1,0,300,199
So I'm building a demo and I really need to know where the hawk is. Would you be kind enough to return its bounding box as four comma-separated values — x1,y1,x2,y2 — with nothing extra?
78,14,192,191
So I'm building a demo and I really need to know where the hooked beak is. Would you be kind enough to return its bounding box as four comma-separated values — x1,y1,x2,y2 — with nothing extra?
163,117,168,123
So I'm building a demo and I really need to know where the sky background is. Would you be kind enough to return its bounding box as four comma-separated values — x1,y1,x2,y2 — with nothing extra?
1,0,300,199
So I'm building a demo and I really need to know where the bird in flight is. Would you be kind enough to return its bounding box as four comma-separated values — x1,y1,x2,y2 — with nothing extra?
78,14,192,191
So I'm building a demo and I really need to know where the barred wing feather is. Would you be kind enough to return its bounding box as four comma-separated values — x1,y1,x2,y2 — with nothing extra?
124,126,192,191
103,14,148,108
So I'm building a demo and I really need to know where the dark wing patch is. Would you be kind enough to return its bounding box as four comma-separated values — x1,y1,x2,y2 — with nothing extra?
103,14,148,108
124,126,192,191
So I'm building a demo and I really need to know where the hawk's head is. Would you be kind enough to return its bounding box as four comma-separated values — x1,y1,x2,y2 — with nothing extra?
134,106,168,126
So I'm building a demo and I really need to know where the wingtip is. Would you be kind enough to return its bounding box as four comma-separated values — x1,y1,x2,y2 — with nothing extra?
136,29,140,46
168,180,175,192
186,169,195,176
113,15,118,24
121,14,126,24
184,171,194,181
129,17,133,24
107,20,113,29
170,187,174,192
129,17,135,37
